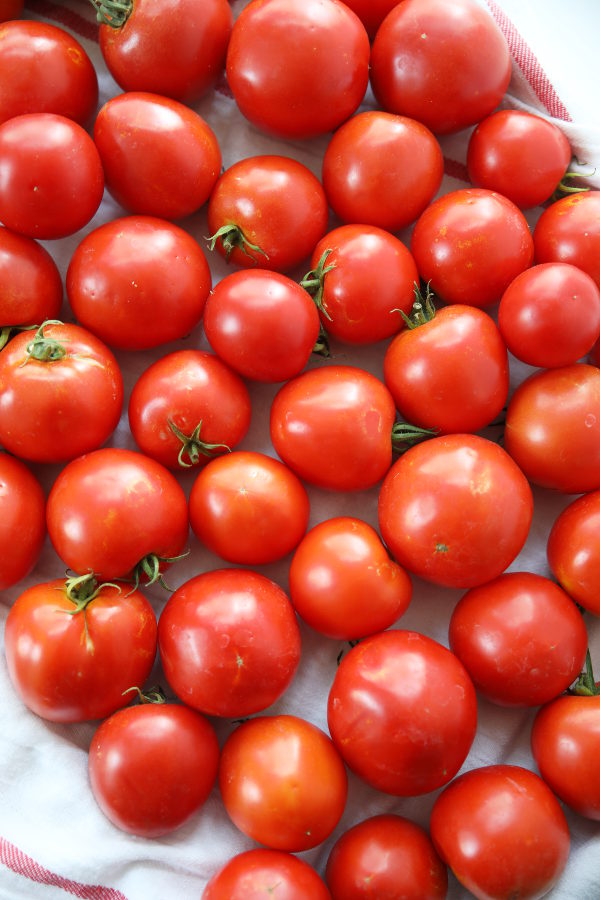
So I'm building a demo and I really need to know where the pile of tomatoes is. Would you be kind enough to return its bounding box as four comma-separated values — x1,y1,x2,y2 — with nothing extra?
1,0,599,897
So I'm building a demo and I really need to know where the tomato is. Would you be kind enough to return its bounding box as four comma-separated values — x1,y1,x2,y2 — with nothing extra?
219,715,347,851
341,0,403,39
128,350,251,470
226,0,370,139
0,0,23,21
467,110,573,209
325,814,448,900
46,448,189,583
0,321,123,463
302,225,419,344
66,216,211,350
203,849,332,900
89,702,219,837
504,364,600,493
327,630,477,796
158,569,301,717
4,578,157,722
98,0,233,102
370,0,511,134
203,270,319,382
322,111,443,231
410,188,534,308
378,434,533,588
384,298,509,434
498,263,600,368
0,113,104,240
288,516,412,639
430,765,570,900
547,490,600,614
270,365,397,491
0,454,45,591
189,452,310,565
448,572,588,707
207,155,328,272
0,227,63,340
533,191,600,288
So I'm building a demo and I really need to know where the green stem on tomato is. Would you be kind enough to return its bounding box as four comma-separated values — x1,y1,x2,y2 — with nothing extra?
87,0,133,27
300,248,335,320
391,421,438,454
21,320,67,364
167,419,231,468
206,223,269,265
571,649,600,696
395,282,437,330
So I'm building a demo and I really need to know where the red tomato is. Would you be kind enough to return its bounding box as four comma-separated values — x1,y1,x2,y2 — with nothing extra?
46,448,189,583
226,0,370,139
0,227,63,337
504,364,600,493
0,113,104,240
67,216,211,350
270,365,397,491
158,569,301,717
534,191,600,288
370,0,510,134
325,814,448,900
0,454,45,591
0,321,123,463
207,155,328,272
203,849,332,900
449,572,588,707
410,188,534,307
378,434,533,588
322,111,443,231
498,263,600,368
341,0,403,39
288,516,412,639
547,490,600,614
89,703,219,837
189,452,310,565
0,0,23,21
4,579,157,722
128,350,251,470
430,765,570,900
99,0,233,102
327,630,477,796
203,270,319,382
467,110,573,209
219,715,347,851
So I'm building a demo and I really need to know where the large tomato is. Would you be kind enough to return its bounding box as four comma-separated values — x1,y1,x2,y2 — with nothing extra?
203,849,332,900
0,227,63,342
533,191,600,288
547,490,600,614
0,453,46,591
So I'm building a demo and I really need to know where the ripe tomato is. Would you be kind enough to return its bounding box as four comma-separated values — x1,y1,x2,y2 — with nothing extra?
534,191,600,288
370,0,510,134
203,849,332,900
89,702,219,837
67,216,211,350
4,579,157,722
325,814,448,900
189,452,309,565
504,364,600,493
128,350,251,470
547,490,600,614
0,113,104,240
0,321,123,463
322,111,443,231
378,434,533,588
288,517,412,639
467,110,573,209
46,448,189,583
430,765,570,900
0,454,45,591
226,0,370,139
341,0,403,39
219,715,347,851
410,188,534,307
327,630,477,796
207,155,328,272
0,227,63,339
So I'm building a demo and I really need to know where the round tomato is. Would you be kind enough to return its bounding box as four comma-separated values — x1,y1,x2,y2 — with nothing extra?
341,0,403,39
547,489,600,614
219,715,347,851
0,227,63,340
203,849,331,900
89,702,219,837
327,630,477,795
533,191,600,288
0,453,45,591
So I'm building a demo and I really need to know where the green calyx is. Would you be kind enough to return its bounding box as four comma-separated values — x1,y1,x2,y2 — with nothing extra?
300,249,335,321
122,685,167,705
552,167,595,202
21,320,67,364
207,223,269,265
391,421,438,454
131,549,190,593
87,0,133,27
312,323,331,358
168,419,231,468
397,282,437,330
61,573,122,654
571,649,600,697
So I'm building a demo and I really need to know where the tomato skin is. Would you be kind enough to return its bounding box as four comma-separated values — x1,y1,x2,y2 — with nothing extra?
341,0,403,39
547,490,600,614
0,454,46,591
430,765,570,900
325,814,448,900
322,111,443,231
158,569,301,718
0,227,63,328
4,581,157,722
288,516,412,639
219,715,347,851
327,630,477,796
226,0,370,139
89,703,219,837
533,191,600,288
203,849,332,900
370,0,510,135
379,434,533,589
448,572,588,707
